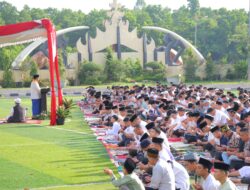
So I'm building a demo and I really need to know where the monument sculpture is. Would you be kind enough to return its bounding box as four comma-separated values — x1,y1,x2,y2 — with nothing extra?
74,0,185,75
8,0,204,82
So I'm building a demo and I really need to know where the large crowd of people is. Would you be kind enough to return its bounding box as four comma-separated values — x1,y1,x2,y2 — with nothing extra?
81,83,250,190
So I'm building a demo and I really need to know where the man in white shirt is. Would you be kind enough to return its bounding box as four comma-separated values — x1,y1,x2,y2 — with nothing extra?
213,162,238,190
130,114,147,133
150,137,189,190
151,137,171,162
193,157,220,190
106,115,121,136
172,107,188,137
30,74,41,117
229,166,250,178
207,108,229,127
146,122,170,150
173,160,190,190
132,124,149,148
118,106,127,121
118,117,135,146
146,148,175,190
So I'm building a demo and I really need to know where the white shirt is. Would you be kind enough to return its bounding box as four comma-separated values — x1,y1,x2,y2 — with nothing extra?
179,99,188,107
159,132,171,151
174,114,188,130
106,121,121,136
213,110,229,126
207,132,215,142
140,120,148,133
173,161,190,190
118,114,125,121
239,166,250,178
207,131,220,145
159,149,171,162
170,117,181,130
150,159,175,190
30,81,41,99
124,125,134,134
202,174,220,190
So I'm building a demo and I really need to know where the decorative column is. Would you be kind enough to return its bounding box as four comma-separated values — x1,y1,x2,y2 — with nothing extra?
143,33,147,68
154,48,158,61
117,26,121,59
88,33,93,62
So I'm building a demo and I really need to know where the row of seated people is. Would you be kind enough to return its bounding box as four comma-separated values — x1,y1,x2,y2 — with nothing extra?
82,84,250,190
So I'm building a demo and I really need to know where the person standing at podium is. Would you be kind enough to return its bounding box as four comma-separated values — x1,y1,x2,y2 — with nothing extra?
30,74,41,118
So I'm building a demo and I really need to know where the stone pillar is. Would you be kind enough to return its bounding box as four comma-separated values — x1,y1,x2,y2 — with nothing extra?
88,33,93,62
143,33,147,68
117,26,121,60
154,49,158,62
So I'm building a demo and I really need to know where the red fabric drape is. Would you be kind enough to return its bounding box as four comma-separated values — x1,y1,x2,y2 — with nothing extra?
41,19,57,125
54,55,63,106
0,19,63,125
0,21,41,36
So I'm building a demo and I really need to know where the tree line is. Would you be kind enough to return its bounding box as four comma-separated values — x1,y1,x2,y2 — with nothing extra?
0,0,248,85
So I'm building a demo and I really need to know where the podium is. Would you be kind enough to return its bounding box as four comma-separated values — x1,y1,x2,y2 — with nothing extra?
41,87,50,113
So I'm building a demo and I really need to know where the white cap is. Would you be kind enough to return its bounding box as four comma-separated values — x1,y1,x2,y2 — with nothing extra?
14,98,21,104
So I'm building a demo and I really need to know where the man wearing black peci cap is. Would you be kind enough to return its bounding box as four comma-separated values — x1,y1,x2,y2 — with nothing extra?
30,74,41,118
146,122,171,151
208,125,227,152
118,117,135,147
213,162,237,190
118,106,127,121
101,104,113,126
137,138,152,171
133,124,149,148
140,139,151,152
151,137,190,190
206,107,229,127
112,105,119,115
146,148,175,190
151,137,171,162
106,115,121,136
193,157,220,190
130,114,147,133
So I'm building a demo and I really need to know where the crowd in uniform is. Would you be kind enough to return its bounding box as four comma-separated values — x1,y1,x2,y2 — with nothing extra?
83,83,250,190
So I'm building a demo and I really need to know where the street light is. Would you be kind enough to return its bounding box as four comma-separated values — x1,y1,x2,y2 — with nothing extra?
248,0,250,80
194,19,198,47
195,15,198,47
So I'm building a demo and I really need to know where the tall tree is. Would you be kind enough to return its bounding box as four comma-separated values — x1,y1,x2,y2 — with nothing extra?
104,47,115,82
19,5,32,22
134,0,146,10
187,0,200,17
0,1,19,24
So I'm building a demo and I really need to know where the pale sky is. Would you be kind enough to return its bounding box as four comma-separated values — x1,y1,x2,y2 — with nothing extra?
3,0,249,13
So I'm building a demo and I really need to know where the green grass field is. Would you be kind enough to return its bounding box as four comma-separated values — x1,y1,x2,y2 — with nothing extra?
0,97,117,190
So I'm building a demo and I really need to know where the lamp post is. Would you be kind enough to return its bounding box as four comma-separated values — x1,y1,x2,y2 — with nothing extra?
195,15,198,47
248,0,250,80
194,18,198,47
